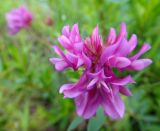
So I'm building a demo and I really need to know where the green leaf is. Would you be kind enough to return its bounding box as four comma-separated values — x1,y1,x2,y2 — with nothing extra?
144,125,160,131
87,107,105,131
21,101,29,131
67,116,83,131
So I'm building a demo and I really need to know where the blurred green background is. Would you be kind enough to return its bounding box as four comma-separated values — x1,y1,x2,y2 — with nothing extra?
0,0,160,131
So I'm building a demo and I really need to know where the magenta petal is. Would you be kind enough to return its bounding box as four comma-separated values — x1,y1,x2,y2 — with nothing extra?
49,58,61,64
77,58,84,67
111,76,135,85
116,22,127,43
92,26,99,41
87,78,98,90
59,84,83,98
6,14,22,26
130,59,152,70
109,56,131,68
58,35,71,49
66,53,78,63
52,46,72,65
130,44,151,61
59,83,74,93
71,24,79,35
106,27,116,45
101,81,110,92
111,85,119,95
87,69,111,80
52,46,64,57
100,41,120,65
119,86,132,96
70,24,80,42
19,5,27,13
74,42,83,52
92,26,99,37
102,94,125,119
62,25,70,37
49,58,68,71
59,73,88,98
75,89,101,119
50,47,79,70
81,53,91,68
87,70,103,78
128,34,137,53
55,61,68,71
91,26,102,49
115,38,130,56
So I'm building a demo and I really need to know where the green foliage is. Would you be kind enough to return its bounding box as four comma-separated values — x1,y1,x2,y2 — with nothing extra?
67,117,83,131
0,0,160,130
87,107,105,131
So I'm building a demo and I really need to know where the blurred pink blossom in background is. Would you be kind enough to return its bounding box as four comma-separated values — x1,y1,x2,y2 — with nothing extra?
5,5,32,35
49,23,152,119
44,16,54,26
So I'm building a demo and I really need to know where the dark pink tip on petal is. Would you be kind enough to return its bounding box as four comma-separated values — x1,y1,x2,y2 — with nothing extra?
119,87,133,96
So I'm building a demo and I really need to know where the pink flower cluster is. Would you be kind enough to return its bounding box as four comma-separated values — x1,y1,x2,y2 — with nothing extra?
5,6,32,35
49,23,152,119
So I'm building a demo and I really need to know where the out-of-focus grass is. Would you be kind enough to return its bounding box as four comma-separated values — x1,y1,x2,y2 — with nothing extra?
0,0,160,130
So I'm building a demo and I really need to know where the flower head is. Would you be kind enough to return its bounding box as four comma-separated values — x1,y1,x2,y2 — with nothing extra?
5,5,32,35
49,23,152,119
